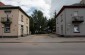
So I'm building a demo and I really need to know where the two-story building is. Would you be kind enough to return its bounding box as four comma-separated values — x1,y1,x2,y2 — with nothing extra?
56,0,85,37
0,3,30,38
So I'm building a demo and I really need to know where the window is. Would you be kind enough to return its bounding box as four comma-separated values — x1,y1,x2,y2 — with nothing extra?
57,18,58,24
21,15,23,22
61,25,63,34
57,27,59,33
12,15,13,17
73,11,78,16
4,25,10,33
74,25,80,33
26,26,28,35
26,18,28,24
21,25,23,35
61,15,63,22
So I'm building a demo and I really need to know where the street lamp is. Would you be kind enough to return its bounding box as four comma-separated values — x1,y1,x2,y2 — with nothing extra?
2,25,4,38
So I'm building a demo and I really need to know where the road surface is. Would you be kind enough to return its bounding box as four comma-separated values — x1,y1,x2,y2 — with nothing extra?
0,43,85,55
0,34,85,55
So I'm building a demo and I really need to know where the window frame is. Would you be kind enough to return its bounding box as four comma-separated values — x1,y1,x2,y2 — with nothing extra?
4,25,10,33
73,25,80,33
73,11,78,16
61,15,63,22
21,15,23,22
26,18,28,24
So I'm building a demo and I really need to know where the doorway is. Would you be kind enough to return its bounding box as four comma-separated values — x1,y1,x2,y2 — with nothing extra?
21,25,23,37
61,25,63,36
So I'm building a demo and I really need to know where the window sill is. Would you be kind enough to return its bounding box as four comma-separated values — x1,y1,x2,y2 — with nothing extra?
4,32,10,33
74,32,80,33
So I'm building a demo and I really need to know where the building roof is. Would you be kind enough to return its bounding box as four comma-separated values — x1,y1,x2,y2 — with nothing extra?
55,5,85,18
0,5,13,7
0,2,5,6
71,3,85,6
0,6,30,18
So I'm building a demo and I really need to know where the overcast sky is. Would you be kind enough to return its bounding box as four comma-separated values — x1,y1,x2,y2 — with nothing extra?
0,0,81,19
51,0,81,18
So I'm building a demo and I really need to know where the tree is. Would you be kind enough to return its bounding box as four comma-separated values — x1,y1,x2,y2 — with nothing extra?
30,10,48,34
47,11,56,33
30,16,35,34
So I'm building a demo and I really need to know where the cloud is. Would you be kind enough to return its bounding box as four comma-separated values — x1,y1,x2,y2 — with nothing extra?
1,0,51,19
1,0,81,19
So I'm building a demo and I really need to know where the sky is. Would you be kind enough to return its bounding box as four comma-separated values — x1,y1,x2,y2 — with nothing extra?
51,0,81,18
0,0,82,19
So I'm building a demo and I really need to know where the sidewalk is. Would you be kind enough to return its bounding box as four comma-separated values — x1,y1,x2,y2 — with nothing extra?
0,34,85,43
0,35,32,43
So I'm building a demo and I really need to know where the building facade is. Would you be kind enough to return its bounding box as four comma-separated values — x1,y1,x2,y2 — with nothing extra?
80,0,85,4
56,0,85,37
0,6,30,38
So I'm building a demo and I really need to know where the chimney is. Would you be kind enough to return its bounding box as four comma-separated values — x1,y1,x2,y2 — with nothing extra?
0,2,5,6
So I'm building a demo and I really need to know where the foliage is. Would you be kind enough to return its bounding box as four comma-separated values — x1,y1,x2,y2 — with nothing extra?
47,11,56,33
30,10,48,34
30,10,56,34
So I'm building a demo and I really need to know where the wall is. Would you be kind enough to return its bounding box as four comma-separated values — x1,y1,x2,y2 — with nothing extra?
18,10,29,36
0,9,18,37
56,9,66,35
80,0,85,4
65,8,85,36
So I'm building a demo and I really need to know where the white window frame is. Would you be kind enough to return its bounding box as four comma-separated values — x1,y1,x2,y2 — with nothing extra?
74,25,80,33
73,11,78,16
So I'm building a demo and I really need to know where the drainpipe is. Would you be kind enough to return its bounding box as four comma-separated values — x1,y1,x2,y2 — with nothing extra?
65,10,66,36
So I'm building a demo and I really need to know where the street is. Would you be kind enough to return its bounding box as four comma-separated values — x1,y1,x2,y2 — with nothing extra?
0,34,85,55
0,43,85,55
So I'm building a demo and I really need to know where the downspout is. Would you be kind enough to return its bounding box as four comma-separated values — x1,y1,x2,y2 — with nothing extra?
17,9,19,37
65,9,66,36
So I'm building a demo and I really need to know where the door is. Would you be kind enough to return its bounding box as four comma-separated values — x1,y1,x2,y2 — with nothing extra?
61,25,63,35
26,26,28,35
21,25,23,36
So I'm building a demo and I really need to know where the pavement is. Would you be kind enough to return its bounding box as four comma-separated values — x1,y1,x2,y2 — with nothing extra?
0,34,85,43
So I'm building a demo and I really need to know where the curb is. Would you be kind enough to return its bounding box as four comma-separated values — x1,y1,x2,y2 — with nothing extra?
0,41,85,43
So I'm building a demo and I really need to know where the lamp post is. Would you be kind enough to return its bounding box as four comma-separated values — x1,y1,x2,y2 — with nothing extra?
2,25,4,39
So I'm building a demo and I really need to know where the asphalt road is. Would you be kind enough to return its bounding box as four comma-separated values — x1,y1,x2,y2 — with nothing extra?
0,43,85,55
